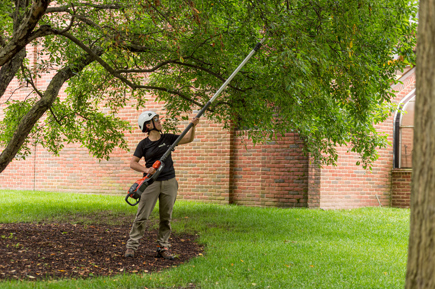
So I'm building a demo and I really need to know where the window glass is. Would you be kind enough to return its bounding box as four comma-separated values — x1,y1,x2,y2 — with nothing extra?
399,98,415,168
401,99,415,126
400,128,413,168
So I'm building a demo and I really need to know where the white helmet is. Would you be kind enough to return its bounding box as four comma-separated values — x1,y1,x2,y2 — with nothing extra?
138,111,157,132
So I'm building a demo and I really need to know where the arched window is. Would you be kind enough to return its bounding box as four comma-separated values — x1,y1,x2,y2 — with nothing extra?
394,92,415,168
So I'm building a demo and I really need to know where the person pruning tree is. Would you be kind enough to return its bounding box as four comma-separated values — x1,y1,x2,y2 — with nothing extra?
125,111,200,260
124,36,264,259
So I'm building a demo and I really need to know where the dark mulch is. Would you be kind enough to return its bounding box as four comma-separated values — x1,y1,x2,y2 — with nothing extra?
0,222,203,281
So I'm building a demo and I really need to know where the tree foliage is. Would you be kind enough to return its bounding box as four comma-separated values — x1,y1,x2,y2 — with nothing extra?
0,0,417,173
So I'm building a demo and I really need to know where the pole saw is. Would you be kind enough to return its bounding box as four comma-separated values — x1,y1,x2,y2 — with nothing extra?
125,37,265,206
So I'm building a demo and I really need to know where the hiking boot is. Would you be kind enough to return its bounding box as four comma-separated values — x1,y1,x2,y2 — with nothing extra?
156,246,175,260
125,248,135,258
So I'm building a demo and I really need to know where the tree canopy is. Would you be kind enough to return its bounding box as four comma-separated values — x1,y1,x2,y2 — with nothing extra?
0,0,417,173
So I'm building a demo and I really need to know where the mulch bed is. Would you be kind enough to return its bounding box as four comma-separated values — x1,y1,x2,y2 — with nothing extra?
0,222,203,281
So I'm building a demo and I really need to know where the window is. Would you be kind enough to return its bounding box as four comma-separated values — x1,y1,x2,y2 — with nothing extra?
394,93,415,168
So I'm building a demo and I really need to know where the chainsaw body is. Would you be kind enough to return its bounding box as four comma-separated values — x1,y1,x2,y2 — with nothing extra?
125,161,165,206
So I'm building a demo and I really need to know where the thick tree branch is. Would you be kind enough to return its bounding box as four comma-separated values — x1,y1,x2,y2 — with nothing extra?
0,48,26,98
0,53,97,173
0,0,50,66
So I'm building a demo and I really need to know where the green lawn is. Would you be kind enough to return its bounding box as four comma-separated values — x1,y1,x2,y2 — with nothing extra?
0,190,410,289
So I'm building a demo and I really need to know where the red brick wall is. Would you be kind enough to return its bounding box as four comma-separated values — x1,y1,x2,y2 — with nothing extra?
307,157,321,208
312,145,393,209
229,132,308,207
174,117,232,204
391,169,412,208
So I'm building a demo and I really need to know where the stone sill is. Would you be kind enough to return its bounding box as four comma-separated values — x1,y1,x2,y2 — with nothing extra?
392,168,412,173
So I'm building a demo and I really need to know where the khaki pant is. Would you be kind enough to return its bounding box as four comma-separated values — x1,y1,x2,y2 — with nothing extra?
126,177,178,250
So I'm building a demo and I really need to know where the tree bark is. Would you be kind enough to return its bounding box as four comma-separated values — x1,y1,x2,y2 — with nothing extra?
0,48,26,98
405,0,435,288
0,0,50,66
0,54,96,173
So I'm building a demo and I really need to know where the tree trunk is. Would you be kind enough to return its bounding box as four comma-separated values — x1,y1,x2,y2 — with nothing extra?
405,0,435,288
0,54,96,173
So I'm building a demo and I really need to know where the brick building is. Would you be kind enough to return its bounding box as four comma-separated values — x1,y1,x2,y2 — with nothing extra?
308,67,415,209
0,46,415,209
